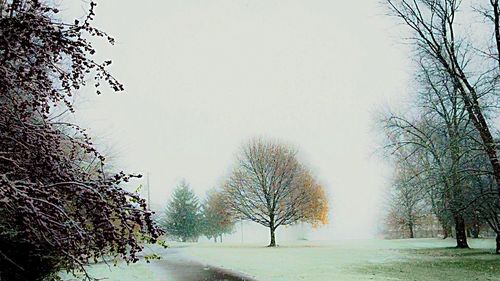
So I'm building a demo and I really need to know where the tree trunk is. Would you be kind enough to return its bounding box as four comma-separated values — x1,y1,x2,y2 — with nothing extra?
269,227,276,247
408,223,414,239
454,215,469,248
496,233,500,254
220,234,223,243
268,215,276,247
473,225,480,239
213,237,217,243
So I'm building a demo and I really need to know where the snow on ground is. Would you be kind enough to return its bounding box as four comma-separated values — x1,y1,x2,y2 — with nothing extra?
61,238,500,281
182,238,499,281
61,261,170,281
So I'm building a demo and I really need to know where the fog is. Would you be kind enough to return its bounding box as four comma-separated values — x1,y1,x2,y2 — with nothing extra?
67,0,412,240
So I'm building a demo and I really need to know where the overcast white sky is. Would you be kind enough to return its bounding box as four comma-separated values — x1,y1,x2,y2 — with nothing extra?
67,0,412,239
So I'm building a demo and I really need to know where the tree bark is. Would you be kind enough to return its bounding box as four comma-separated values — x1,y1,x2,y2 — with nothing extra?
454,215,469,248
408,223,414,238
496,233,500,254
269,227,276,247
268,214,277,247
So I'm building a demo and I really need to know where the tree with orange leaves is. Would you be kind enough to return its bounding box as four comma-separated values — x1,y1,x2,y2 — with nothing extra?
202,189,235,242
296,171,329,228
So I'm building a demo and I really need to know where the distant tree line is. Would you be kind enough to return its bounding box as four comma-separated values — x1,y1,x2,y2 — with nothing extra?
383,0,500,253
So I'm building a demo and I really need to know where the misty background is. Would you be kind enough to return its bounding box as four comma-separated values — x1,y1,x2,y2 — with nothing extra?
65,0,412,240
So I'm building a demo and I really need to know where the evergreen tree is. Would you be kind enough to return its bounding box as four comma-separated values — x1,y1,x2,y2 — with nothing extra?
162,181,202,242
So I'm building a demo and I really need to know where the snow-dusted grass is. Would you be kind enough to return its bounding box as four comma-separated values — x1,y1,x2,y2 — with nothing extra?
60,260,172,281
183,238,500,281
359,247,500,281
61,239,500,281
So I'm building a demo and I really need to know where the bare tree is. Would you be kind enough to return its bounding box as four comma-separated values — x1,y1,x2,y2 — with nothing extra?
386,0,500,251
387,157,428,239
386,0,500,211
465,151,500,252
383,107,474,247
223,139,328,247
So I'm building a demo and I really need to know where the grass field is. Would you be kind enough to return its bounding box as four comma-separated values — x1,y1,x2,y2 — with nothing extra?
358,247,500,281
61,260,171,281
61,238,500,281
183,238,500,281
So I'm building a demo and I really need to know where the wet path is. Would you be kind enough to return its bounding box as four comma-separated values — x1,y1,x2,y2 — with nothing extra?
148,247,258,281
